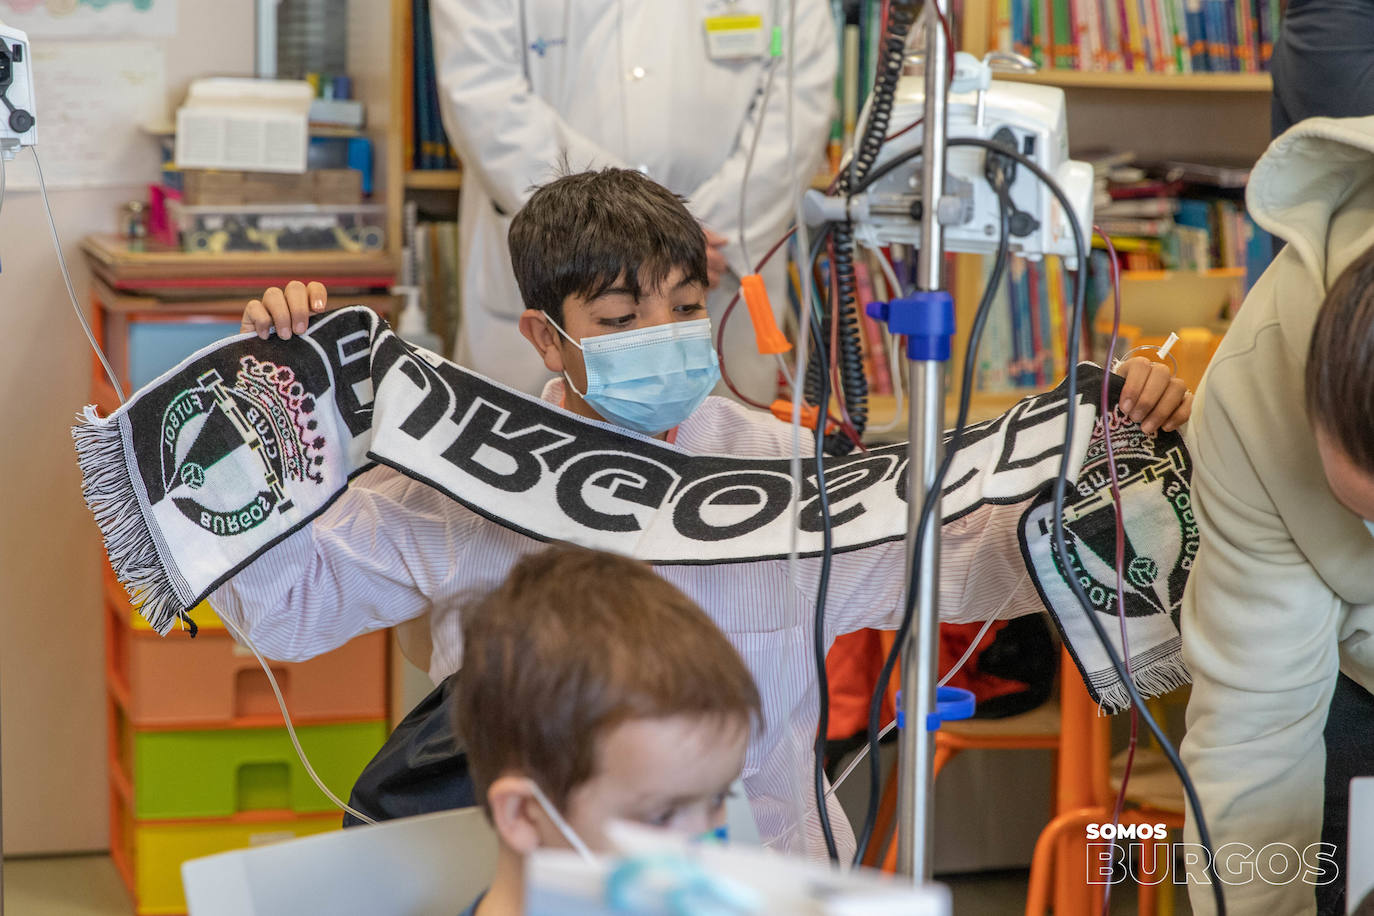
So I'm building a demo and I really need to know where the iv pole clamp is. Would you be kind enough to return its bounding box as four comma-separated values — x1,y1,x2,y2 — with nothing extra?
863,0,973,885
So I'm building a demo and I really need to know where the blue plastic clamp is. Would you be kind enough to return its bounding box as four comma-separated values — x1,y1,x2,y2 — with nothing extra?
893,686,978,732
866,290,956,362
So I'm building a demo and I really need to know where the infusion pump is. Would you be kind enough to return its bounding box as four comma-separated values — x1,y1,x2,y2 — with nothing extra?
809,53,1096,266
0,24,36,159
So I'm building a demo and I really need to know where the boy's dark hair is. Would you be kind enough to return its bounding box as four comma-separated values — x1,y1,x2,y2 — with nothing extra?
1308,243,1374,471
452,545,761,815
507,168,710,325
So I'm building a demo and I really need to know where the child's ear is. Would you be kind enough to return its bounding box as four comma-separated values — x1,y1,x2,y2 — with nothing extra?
518,309,567,374
487,775,544,854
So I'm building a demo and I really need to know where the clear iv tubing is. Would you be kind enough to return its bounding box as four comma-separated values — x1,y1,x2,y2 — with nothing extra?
761,613,998,850
36,143,378,828
31,147,124,398
858,241,905,434
218,614,377,825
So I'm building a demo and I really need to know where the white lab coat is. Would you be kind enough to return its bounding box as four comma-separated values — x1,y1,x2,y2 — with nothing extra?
431,0,838,400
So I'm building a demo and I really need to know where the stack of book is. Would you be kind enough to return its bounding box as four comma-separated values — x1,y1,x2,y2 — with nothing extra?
975,254,1076,392
991,0,1280,73
1083,151,1271,280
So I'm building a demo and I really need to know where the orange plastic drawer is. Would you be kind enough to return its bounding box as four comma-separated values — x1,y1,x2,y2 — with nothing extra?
110,775,340,916
106,599,387,729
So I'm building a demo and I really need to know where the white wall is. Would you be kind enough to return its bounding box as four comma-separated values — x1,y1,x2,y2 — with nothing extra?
0,2,254,854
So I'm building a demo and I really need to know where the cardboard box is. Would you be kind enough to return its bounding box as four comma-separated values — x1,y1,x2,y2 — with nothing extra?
311,168,363,204
181,171,245,206
241,170,314,203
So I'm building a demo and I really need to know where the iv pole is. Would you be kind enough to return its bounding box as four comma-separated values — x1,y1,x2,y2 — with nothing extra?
895,0,951,883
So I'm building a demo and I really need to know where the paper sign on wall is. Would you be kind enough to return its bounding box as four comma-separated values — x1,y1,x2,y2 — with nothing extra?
0,0,177,39
3,41,166,190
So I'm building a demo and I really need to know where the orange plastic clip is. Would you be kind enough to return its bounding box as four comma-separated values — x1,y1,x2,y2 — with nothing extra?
740,274,792,355
769,399,836,434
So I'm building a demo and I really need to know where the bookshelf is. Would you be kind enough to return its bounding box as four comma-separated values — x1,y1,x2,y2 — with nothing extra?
960,2,1272,161
404,169,463,190
1001,70,1271,92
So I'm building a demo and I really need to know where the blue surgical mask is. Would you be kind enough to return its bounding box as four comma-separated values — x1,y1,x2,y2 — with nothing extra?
1365,519,1374,540
546,317,721,435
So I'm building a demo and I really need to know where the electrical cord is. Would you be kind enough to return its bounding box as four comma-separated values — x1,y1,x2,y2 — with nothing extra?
945,136,1227,914
851,187,1014,866
39,141,381,829
807,233,842,863
32,146,124,399
1095,227,1139,916
858,242,906,433
738,59,779,273
761,608,999,853
219,614,377,825
807,0,922,455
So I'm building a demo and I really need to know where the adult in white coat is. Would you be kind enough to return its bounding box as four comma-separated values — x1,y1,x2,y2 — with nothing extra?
431,0,836,401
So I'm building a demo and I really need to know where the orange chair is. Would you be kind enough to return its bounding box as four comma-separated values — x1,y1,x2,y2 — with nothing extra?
861,645,1065,873
862,643,1186,916
1024,652,1185,916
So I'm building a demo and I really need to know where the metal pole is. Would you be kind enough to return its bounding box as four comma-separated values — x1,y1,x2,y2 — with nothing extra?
896,0,950,884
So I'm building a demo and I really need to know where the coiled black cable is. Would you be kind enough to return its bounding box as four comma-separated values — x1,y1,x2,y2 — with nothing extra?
805,1,921,455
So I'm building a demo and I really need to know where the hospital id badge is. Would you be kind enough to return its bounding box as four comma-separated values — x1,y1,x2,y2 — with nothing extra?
704,14,765,60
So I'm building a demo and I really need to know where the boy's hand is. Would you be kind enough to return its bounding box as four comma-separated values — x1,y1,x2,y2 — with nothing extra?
1115,356,1192,435
703,227,728,290
242,281,329,340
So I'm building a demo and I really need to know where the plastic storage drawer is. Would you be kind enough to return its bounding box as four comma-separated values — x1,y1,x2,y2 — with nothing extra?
106,599,388,729
110,778,339,916
110,697,385,820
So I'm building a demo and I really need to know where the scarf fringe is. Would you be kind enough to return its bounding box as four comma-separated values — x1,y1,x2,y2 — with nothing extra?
72,406,184,636
1093,652,1193,715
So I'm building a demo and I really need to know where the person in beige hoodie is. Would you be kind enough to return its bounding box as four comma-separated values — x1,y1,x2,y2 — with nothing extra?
1183,115,1374,916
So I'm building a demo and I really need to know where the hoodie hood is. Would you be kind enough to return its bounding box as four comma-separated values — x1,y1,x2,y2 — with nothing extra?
1247,115,1374,362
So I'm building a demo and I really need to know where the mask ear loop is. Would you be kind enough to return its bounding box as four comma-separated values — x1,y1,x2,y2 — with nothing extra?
527,780,598,865
543,316,592,399
1112,330,1180,377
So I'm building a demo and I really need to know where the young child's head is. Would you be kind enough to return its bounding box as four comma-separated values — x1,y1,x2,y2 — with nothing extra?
452,544,760,859
508,169,719,435
1308,243,1374,521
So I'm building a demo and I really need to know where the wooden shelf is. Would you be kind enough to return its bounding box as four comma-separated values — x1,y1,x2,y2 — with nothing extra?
404,169,463,190
81,235,397,291
1001,70,1271,92
1119,267,1246,282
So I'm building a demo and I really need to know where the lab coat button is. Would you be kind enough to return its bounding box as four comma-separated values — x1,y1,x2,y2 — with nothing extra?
630,66,647,80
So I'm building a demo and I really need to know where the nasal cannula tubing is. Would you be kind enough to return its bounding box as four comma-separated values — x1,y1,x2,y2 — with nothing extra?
37,144,378,828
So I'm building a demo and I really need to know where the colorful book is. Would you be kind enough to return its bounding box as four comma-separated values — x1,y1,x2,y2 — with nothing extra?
1140,0,1165,72
997,0,1015,61
1255,0,1274,68
1121,0,1145,70
1053,0,1076,67
1234,0,1254,72
1184,0,1208,70
1030,0,1046,65
852,260,893,396
1047,257,1068,378
1027,261,1046,385
1170,0,1193,72
1104,0,1127,69
1013,0,1030,57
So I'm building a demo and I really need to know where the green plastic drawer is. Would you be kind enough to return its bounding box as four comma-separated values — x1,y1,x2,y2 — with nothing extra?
123,714,385,821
